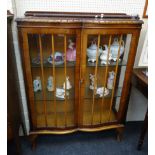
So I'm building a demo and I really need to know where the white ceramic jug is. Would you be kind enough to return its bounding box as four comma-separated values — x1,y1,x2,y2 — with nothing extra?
100,45,113,64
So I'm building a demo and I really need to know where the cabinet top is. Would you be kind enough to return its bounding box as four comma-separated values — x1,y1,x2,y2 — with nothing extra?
16,11,143,25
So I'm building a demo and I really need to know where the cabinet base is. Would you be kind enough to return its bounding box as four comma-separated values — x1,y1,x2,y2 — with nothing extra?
30,124,124,135
29,124,124,150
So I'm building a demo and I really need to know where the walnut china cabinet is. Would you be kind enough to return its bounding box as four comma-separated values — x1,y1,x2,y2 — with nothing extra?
16,12,143,143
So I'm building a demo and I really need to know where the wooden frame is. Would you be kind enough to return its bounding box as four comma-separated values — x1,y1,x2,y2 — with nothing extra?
16,12,143,143
143,0,148,18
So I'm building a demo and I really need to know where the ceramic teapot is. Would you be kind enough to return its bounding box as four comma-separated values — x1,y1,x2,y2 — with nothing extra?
107,71,115,89
100,45,113,64
110,38,124,61
87,40,103,62
66,39,76,62
63,76,72,90
47,76,54,91
33,76,42,92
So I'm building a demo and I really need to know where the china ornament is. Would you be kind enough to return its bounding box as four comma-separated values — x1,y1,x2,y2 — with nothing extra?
33,76,42,92
66,39,76,62
63,76,72,90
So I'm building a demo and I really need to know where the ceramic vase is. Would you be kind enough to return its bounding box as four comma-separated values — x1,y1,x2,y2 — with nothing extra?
33,76,42,92
47,76,54,91
107,71,115,89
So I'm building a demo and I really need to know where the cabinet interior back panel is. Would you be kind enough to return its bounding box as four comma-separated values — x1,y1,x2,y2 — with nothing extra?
14,0,145,17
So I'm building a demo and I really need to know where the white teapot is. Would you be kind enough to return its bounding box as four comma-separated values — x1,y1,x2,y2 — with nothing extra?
110,38,124,61
87,40,103,62
100,45,113,64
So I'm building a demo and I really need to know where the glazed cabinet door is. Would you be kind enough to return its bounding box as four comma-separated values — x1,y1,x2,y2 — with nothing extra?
21,28,80,130
80,29,136,127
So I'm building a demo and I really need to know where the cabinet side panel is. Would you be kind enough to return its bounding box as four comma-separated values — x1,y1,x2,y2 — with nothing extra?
20,30,37,129
118,30,141,122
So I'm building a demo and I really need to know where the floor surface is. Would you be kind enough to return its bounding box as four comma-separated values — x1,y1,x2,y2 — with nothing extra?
7,122,148,155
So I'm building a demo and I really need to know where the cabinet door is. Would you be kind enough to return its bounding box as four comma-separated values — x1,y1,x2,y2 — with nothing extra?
22,29,80,129
80,31,133,127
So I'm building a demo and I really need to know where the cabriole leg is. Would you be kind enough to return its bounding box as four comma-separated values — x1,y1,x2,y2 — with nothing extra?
116,127,124,142
29,134,38,150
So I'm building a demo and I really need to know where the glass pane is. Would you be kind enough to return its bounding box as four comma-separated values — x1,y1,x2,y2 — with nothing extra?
28,33,76,128
83,33,131,126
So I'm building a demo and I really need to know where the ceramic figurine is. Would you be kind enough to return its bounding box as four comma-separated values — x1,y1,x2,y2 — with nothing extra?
100,45,113,64
63,76,72,90
110,38,124,61
47,76,54,91
56,88,65,99
96,87,109,97
33,76,42,92
87,40,103,62
89,74,109,97
107,71,115,89
47,52,64,65
66,39,76,62
89,74,97,90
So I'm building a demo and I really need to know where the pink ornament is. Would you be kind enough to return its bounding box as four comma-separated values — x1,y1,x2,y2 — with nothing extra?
66,39,76,62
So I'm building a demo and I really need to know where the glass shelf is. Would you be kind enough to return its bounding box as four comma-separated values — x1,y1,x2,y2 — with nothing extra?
31,61,76,68
87,60,127,67
34,88,75,101
34,87,121,101
85,87,122,99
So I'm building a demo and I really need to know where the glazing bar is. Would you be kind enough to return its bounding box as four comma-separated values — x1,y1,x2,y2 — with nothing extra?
39,34,48,127
51,35,57,127
108,34,123,122
100,35,112,123
91,35,100,125
64,35,67,127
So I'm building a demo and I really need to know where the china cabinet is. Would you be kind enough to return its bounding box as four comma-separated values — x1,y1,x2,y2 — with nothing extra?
16,12,143,144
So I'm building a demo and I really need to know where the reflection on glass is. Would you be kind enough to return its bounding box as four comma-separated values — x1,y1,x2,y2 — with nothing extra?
28,33,76,128
83,34,131,126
